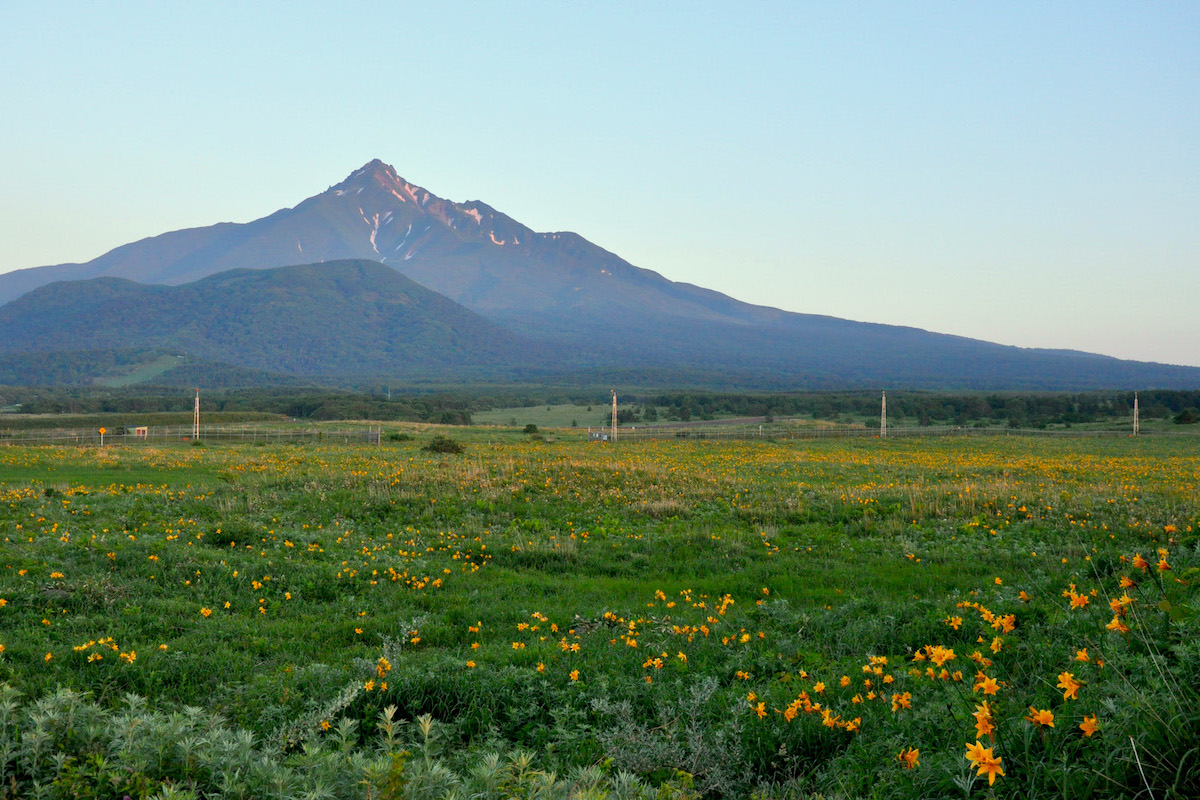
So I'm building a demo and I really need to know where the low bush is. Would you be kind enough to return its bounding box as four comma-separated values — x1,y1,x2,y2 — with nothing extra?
422,435,465,454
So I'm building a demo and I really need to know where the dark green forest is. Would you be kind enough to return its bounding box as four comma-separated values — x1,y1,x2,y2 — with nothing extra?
3,385,1197,429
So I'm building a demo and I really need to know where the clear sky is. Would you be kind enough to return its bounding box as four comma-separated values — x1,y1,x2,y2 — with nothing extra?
3,2,1197,366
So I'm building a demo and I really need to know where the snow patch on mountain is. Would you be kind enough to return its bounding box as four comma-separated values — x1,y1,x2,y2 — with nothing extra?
359,208,382,254
393,223,412,252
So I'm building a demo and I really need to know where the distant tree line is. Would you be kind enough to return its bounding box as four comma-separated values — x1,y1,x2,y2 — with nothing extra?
2,386,1197,428
588,390,1200,428
0,386,474,425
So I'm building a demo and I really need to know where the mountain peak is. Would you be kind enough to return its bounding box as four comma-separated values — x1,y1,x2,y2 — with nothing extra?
331,159,437,209
340,158,401,187
360,157,396,178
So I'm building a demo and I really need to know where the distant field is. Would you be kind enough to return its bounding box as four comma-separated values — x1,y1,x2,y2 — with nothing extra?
469,403,1173,436
95,354,186,387
473,404,785,429
472,403,607,428
0,431,1196,798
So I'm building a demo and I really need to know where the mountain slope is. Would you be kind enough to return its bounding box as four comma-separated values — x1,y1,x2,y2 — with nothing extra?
0,160,787,327
2,160,1198,389
0,260,547,377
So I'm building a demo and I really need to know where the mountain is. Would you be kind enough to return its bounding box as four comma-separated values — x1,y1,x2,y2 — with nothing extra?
0,260,547,378
2,159,1198,389
0,160,787,326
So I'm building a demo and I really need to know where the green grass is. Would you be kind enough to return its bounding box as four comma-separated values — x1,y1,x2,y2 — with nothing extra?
0,432,1197,798
471,403,601,428
95,354,187,387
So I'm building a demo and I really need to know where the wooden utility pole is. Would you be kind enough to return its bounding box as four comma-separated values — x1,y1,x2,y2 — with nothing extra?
193,388,200,440
611,389,618,442
881,391,887,438
1133,392,1139,437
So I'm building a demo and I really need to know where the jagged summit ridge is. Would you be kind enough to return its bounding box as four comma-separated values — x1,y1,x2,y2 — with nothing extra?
321,160,532,262
334,159,429,206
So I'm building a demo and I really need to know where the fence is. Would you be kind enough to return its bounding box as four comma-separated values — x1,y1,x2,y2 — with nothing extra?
0,421,1144,448
587,423,1136,442
0,424,383,447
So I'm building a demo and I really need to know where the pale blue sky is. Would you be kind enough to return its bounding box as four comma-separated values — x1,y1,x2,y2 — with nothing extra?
3,2,1197,366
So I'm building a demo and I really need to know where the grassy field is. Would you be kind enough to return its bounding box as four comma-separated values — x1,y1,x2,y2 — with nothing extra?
0,431,1197,798
472,404,616,428
95,355,188,388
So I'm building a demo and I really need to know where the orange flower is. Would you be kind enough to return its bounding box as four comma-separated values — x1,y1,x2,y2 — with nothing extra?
1079,715,1101,737
1132,553,1149,571
1057,671,1082,700
964,741,1005,785
897,747,919,769
964,740,989,765
973,701,995,739
929,645,956,667
1074,648,1090,663
1026,707,1055,727
974,675,1000,696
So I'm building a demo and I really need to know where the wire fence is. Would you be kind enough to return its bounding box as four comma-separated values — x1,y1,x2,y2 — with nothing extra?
587,423,1138,442
0,424,383,447
0,421,1147,448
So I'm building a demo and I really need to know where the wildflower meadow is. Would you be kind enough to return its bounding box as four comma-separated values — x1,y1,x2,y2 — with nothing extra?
0,430,1197,798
